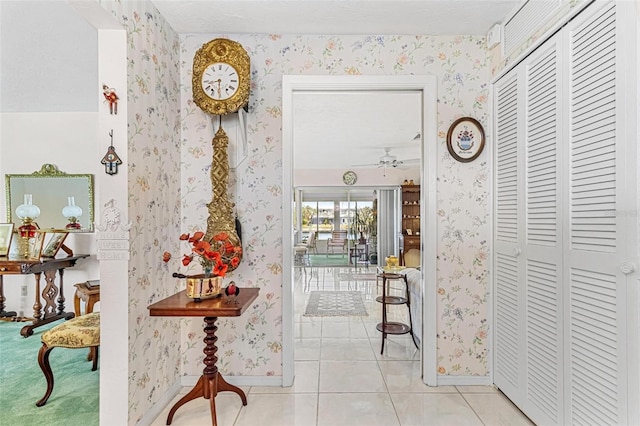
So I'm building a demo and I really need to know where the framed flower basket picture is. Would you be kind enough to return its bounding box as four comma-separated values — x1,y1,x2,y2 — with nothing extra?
0,223,14,257
446,117,485,163
29,230,47,259
40,230,70,258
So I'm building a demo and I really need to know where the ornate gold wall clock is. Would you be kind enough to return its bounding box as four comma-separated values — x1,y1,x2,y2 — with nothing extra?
192,38,250,115
192,38,251,272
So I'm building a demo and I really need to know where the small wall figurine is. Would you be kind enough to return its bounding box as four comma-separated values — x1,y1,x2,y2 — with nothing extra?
102,84,119,115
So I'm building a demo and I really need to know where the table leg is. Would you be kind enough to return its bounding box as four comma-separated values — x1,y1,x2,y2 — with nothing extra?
166,316,247,426
21,269,74,338
0,275,17,318
56,268,66,315
402,275,419,350
380,276,387,354
74,291,82,316
32,272,43,321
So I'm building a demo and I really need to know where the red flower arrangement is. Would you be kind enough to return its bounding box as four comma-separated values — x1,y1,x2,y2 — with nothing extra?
162,231,242,277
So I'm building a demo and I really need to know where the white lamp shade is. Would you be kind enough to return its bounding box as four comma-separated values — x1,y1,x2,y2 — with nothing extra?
15,194,40,220
62,196,83,219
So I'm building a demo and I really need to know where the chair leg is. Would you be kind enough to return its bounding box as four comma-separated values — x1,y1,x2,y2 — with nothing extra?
91,346,99,371
36,344,55,407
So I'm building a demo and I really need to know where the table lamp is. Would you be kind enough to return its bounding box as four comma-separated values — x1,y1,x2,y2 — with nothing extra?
16,194,40,257
62,196,83,230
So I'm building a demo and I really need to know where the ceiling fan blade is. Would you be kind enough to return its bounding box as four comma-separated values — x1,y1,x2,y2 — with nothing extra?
400,158,420,164
351,162,381,168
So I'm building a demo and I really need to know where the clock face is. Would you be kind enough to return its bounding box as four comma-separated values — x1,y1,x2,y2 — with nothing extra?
201,62,239,101
192,39,250,115
343,171,357,186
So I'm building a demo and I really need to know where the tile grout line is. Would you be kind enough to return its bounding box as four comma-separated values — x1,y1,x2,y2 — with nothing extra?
457,391,489,426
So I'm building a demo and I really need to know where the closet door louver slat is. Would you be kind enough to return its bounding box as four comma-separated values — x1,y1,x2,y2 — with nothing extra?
496,75,520,244
567,3,622,425
524,37,562,425
494,71,523,401
526,260,560,419
503,0,561,56
495,253,520,388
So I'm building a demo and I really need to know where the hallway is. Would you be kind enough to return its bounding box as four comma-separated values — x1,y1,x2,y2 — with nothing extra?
151,266,533,425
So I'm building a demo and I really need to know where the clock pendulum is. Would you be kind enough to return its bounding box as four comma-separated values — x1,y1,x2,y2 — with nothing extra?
203,116,243,271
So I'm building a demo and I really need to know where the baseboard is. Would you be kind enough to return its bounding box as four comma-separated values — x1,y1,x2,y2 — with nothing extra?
181,374,285,387
135,378,182,426
436,375,493,386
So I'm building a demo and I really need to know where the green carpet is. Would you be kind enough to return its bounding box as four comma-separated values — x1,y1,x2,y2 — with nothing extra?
0,319,99,425
309,254,348,267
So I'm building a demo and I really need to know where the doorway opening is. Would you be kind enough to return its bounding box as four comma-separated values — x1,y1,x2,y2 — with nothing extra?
282,75,438,387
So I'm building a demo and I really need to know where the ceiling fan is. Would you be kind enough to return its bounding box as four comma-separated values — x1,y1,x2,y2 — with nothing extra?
352,147,420,169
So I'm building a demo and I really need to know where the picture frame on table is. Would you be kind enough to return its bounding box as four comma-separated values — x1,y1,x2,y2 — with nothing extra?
40,230,70,258
406,229,413,236
29,230,46,259
446,117,486,163
8,231,20,258
0,223,14,257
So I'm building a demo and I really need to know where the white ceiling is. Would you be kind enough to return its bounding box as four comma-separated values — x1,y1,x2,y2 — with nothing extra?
293,91,423,169
152,0,525,169
152,1,524,36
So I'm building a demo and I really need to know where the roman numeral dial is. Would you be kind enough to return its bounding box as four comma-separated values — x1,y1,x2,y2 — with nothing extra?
201,63,240,101
192,38,250,115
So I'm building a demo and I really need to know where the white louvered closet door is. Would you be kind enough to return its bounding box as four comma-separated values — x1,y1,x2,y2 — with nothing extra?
493,1,638,424
523,33,564,426
564,2,636,424
494,33,564,426
493,70,524,403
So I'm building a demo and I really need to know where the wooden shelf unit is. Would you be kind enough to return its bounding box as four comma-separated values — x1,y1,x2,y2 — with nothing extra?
401,184,420,254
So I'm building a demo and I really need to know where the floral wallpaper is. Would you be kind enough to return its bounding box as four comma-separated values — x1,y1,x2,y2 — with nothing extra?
180,34,491,378
102,0,492,422
101,1,183,424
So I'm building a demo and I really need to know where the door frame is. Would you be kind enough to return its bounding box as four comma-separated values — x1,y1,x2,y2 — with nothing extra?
281,74,438,386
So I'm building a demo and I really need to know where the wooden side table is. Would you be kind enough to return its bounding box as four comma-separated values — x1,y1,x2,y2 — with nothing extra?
74,282,100,316
0,255,89,337
148,287,259,426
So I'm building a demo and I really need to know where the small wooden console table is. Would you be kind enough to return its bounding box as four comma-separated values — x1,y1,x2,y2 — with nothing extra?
376,271,418,354
148,287,259,426
0,255,89,337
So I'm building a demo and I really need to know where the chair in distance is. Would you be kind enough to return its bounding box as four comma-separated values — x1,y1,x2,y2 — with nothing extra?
401,248,421,268
306,231,317,255
294,231,317,265
326,230,347,257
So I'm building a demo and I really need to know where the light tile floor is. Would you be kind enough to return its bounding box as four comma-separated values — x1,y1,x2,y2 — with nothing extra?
151,266,534,426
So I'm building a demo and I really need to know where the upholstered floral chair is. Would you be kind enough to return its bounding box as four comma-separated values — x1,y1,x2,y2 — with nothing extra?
36,311,100,407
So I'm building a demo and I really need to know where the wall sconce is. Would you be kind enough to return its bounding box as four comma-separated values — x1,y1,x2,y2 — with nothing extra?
62,196,83,230
15,194,40,257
